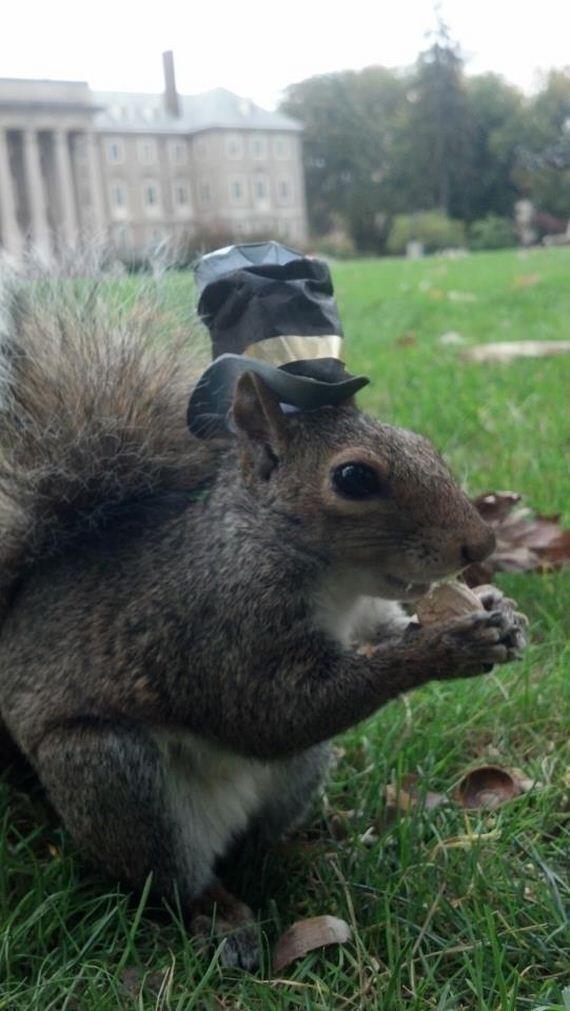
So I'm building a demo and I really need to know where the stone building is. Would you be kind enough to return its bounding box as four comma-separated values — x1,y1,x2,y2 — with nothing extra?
0,52,308,260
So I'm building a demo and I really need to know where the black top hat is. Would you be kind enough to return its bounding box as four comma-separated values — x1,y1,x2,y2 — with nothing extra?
187,241,369,437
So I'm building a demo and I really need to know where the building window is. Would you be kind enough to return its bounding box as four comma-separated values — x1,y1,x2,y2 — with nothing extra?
273,136,291,160
171,181,191,217
194,136,209,159
198,179,212,208
110,182,128,208
109,181,129,219
169,141,187,165
250,135,267,159
229,177,246,204
138,139,157,166
277,177,293,205
106,138,124,164
143,181,161,212
226,134,244,160
252,175,269,204
173,181,188,207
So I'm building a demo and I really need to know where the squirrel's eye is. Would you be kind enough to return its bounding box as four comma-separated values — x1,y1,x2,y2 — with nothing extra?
331,462,385,499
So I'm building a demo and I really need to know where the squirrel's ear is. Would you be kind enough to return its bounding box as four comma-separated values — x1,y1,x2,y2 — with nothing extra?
231,372,288,458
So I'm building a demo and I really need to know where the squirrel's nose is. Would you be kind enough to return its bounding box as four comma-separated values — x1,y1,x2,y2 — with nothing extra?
461,528,496,566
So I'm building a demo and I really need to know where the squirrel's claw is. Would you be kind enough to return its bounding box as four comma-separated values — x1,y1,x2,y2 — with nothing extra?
437,608,528,673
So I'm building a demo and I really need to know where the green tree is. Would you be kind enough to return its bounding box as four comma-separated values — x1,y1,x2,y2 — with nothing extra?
401,19,470,217
461,74,524,220
515,69,570,219
280,66,410,249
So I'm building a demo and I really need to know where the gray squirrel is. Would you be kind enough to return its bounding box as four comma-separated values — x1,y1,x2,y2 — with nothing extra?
0,250,527,971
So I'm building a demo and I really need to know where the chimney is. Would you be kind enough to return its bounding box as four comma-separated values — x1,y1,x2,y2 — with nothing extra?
162,50,180,117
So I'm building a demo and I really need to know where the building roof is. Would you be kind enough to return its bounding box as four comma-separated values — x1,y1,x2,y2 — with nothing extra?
93,87,301,135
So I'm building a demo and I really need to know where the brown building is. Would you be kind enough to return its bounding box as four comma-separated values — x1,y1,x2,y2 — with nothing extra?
0,52,308,260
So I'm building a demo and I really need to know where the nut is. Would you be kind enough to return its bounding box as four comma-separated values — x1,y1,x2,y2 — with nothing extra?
416,580,484,626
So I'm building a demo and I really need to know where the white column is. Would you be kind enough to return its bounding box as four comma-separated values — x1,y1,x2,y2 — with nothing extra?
84,131,106,237
53,129,77,247
22,129,51,258
0,128,23,258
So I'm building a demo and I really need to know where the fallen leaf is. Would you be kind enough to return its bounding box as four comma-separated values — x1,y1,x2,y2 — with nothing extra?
473,491,522,523
439,330,466,346
359,826,379,846
447,290,477,302
511,272,540,289
462,340,570,363
431,829,500,858
272,915,351,972
385,773,447,813
465,492,570,583
395,331,417,347
454,765,533,810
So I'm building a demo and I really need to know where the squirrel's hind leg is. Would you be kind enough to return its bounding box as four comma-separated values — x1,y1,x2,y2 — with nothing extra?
249,743,332,845
34,719,262,969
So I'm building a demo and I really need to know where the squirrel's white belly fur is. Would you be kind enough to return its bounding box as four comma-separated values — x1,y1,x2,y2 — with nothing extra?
153,586,407,862
313,570,409,647
153,729,276,866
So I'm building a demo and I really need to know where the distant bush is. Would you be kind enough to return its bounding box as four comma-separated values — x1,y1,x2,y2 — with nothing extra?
387,212,466,255
468,215,517,251
311,231,357,259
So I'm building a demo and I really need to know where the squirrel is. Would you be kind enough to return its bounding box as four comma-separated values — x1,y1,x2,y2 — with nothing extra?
0,259,527,971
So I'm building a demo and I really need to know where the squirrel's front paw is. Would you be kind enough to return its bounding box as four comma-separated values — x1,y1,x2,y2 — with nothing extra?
472,584,529,627
436,609,527,676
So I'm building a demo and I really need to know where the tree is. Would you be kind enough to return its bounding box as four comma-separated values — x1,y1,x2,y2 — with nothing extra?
402,18,470,217
461,74,524,221
280,66,410,249
515,69,570,219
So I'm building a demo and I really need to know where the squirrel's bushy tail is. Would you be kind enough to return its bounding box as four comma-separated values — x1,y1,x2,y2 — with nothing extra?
0,266,214,604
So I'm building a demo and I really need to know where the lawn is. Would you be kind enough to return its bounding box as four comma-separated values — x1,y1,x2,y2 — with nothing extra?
0,247,568,1010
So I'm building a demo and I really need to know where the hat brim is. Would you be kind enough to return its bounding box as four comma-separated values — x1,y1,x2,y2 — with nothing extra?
187,354,369,437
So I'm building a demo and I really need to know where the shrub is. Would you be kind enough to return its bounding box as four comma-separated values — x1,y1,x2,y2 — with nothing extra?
386,211,466,255
311,230,357,259
468,215,517,251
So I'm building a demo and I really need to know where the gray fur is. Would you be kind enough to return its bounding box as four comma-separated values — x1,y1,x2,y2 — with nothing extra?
0,277,526,969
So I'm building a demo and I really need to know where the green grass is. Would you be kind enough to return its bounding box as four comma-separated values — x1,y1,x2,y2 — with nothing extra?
1,247,569,1010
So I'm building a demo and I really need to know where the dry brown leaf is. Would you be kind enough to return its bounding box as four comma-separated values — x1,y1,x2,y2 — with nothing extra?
272,915,352,972
473,491,522,523
454,765,535,810
385,773,447,813
448,290,477,302
465,492,570,584
395,331,417,348
462,340,570,363
416,580,483,626
511,272,540,289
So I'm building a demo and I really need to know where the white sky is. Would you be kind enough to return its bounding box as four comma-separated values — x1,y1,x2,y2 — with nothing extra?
1,0,569,108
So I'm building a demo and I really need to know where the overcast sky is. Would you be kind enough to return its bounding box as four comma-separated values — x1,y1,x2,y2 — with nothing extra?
1,0,569,108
